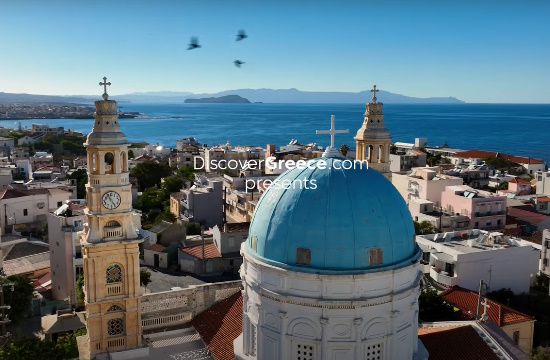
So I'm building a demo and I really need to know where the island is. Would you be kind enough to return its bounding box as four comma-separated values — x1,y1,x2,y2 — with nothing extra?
184,95,251,103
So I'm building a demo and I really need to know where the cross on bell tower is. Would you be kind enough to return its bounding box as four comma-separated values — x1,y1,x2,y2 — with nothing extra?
99,76,111,100
371,85,379,103
316,115,349,157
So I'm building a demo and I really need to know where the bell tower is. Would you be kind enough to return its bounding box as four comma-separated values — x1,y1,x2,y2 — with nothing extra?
80,77,143,358
355,85,391,178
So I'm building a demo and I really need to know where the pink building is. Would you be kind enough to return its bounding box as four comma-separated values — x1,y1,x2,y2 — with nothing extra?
508,177,532,195
441,185,507,230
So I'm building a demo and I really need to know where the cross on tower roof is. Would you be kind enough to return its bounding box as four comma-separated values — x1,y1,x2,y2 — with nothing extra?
99,76,111,100
316,115,349,149
371,85,379,103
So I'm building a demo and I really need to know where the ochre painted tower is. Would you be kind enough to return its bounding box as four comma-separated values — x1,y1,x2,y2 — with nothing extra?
80,78,143,357
355,85,391,177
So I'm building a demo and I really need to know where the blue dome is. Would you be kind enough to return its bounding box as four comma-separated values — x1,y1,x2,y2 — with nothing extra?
245,156,420,274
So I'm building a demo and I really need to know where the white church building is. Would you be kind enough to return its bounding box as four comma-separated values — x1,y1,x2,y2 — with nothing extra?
232,142,428,360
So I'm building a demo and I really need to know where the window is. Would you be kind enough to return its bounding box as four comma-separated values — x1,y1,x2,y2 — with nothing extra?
107,318,124,336
57,201,62,207
486,221,491,226
513,331,520,345
106,264,122,283
369,248,383,266
56,242,59,247
296,343,314,360
547,241,550,250
365,342,384,360
475,222,479,228
296,248,311,265
543,258,548,267
107,305,124,312
23,209,28,216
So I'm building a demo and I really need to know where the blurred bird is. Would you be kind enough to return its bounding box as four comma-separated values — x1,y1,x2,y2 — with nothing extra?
188,37,201,50
234,60,244,68
236,30,247,41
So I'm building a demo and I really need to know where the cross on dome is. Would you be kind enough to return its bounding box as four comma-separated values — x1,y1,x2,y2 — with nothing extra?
371,85,379,103
99,76,111,100
316,115,349,156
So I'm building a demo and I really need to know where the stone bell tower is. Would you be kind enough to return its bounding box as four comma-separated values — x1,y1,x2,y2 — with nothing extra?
79,77,143,358
355,85,391,178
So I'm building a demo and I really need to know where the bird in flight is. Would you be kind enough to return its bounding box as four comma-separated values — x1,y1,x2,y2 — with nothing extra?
236,30,247,41
188,37,201,50
234,60,244,68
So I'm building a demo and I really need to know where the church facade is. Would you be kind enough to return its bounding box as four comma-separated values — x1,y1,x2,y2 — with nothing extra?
79,80,144,358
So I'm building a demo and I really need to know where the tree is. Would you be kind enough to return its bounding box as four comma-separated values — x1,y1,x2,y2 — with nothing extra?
185,222,202,235
414,220,439,235
75,274,85,303
339,144,349,157
419,288,456,322
0,328,86,360
140,269,152,292
130,161,172,190
390,144,398,155
3,274,34,330
178,166,196,181
67,169,88,199
161,175,185,195
128,149,135,159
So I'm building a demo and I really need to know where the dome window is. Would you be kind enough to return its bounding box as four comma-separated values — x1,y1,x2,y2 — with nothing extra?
369,248,383,266
296,248,311,265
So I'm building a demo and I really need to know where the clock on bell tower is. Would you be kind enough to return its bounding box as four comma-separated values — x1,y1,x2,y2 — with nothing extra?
79,77,144,358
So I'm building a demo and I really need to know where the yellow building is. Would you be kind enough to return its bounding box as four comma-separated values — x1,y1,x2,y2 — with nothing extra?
79,79,144,358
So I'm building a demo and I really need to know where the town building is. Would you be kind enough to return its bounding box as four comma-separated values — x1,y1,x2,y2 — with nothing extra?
408,198,470,231
144,220,186,247
451,149,546,175
223,174,278,222
171,144,203,169
143,243,178,269
0,168,12,187
176,136,200,150
389,149,427,173
445,163,493,189
264,142,323,175
18,133,44,145
47,203,85,305
502,177,533,196
441,185,507,230
417,229,540,293
41,309,86,342
392,166,463,206
30,151,54,171
204,142,265,173
0,234,50,278
541,230,550,283
177,177,223,228
32,123,65,135
529,196,550,215
0,187,71,233
73,157,87,169
393,137,427,153
441,286,535,354
179,242,230,274
10,146,29,161
507,205,550,234
535,170,550,195
0,136,15,153
77,85,145,358
15,159,32,180
354,85,391,177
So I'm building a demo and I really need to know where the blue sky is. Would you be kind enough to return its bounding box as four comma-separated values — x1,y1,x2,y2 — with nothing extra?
0,0,549,103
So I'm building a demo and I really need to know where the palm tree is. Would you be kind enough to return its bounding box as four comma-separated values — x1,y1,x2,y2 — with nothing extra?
339,144,350,157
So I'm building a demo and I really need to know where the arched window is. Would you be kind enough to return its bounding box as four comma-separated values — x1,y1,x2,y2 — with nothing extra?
105,220,121,227
368,248,383,266
105,152,114,174
92,152,98,174
107,318,124,336
107,304,124,312
106,264,122,283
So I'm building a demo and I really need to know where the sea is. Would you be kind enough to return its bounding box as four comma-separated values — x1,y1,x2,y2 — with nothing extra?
1,103,549,163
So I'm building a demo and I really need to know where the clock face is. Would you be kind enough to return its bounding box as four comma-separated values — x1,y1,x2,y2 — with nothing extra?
102,191,121,210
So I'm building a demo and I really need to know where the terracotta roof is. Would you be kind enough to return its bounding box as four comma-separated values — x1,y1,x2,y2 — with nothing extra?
192,292,243,360
502,227,522,236
170,192,184,200
418,325,500,360
144,244,166,252
453,149,545,165
181,242,221,259
442,286,534,327
225,222,250,233
505,215,519,226
508,206,549,224
534,196,550,203
510,177,531,185
519,230,544,245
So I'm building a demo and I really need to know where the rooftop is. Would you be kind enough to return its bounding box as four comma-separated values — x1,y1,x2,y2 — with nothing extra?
441,286,534,327
453,149,545,165
181,242,222,259
191,292,242,360
224,222,250,233
145,244,166,252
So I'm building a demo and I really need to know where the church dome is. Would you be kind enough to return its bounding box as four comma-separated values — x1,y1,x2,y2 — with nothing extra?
245,155,420,274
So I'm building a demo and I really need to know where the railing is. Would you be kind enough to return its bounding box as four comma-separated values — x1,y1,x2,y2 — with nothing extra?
104,227,122,238
106,283,123,296
430,267,458,287
62,225,84,232
107,337,125,349
142,312,192,330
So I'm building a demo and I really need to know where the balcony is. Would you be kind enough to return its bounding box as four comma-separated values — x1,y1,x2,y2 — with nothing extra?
106,337,126,350
106,283,123,296
430,267,458,287
474,211,505,217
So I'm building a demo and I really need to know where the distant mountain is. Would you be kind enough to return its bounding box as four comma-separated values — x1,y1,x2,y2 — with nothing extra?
0,92,93,104
0,88,464,104
184,95,251,104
